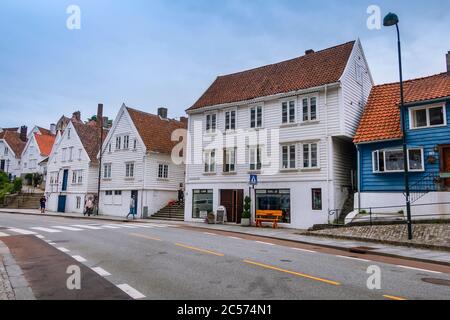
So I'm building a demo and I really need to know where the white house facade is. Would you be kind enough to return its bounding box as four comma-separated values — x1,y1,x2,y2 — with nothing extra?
21,126,56,176
98,104,187,218
0,127,27,179
45,115,104,214
184,40,373,229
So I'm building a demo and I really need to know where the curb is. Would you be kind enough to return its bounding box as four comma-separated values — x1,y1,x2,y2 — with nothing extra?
177,225,450,268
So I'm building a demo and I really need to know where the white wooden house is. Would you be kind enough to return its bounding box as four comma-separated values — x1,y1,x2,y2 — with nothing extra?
21,126,56,176
98,104,187,218
45,107,105,213
0,127,27,179
185,40,373,229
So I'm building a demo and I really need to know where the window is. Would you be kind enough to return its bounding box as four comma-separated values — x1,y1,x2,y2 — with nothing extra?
108,143,112,153
192,190,213,218
410,105,446,129
105,191,113,196
133,139,137,150
204,150,216,173
223,148,236,173
116,136,122,150
356,63,364,84
206,114,217,133
312,189,322,210
67,128,71,139
123,135,130,149
282,101,296,124
158,164,169,179
250,106,263,129
4,147,8,156
68,147,74,161
225,110,236,131
302,97,318,122
72,170,83,184
103,163,112,179
78,149,82,160
303,143,319,168
125,163,135,178
62,148,67,162
105,191,113,205
256,189,291,223
282,145,296,170
76,196,81,209
372,148,424,173
249,146,262,171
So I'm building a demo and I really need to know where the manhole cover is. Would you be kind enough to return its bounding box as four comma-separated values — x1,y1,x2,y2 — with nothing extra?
422,278,450,287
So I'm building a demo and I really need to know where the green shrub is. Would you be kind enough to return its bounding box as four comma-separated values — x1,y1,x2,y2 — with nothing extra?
24,173,33,186
12,178,22,194
242,196,251,219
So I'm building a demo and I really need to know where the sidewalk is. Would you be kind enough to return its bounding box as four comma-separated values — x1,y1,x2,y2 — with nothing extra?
1,208,450,266
0,240,35,300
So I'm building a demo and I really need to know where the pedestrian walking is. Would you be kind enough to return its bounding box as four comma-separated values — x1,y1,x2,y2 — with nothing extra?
178,184,184,205
85,197,94,217
127,195,137,220
39,196,46,213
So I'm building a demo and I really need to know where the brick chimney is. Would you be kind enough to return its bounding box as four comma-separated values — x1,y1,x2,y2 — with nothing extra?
305,49,315,55
158,107,168,119
447,52,450,76
72,111,81,122
50,123,56,135
20,126,27,142
180,116,188,125
97,104,104,128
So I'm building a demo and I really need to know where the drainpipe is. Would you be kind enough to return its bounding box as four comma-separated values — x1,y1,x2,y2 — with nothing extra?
324,84,331,213
356,145,361,212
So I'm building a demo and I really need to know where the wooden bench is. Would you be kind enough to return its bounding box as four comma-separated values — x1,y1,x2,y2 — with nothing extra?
255,210,283,229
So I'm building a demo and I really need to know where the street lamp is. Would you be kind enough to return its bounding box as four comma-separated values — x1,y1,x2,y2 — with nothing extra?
383,12,413,240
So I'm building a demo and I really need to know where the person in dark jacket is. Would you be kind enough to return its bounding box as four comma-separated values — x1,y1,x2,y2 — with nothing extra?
39,196,46,213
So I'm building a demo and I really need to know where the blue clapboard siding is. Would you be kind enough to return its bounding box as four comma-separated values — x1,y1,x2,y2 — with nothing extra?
359,100,450,192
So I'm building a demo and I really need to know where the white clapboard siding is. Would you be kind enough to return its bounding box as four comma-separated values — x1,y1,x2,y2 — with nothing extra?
0,140,22,178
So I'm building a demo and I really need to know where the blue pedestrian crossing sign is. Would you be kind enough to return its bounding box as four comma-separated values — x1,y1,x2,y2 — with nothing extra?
249,174,258,186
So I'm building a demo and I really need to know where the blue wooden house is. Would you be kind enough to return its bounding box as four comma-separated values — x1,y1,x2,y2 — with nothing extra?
351,56,450,221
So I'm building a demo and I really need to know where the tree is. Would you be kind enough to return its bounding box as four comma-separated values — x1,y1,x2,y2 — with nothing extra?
242,196,251,219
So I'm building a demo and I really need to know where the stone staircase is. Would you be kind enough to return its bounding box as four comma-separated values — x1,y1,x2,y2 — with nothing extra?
2,193,43,209
149,202,184,221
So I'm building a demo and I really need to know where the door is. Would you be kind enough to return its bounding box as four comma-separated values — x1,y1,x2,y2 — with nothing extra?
62,169,69,191
220,190,244,223
57,195,66,213
0,160,4,172
131,190,138,215
442,147,450,188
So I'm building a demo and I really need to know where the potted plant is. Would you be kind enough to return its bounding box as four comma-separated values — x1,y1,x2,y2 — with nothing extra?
241,196,251,226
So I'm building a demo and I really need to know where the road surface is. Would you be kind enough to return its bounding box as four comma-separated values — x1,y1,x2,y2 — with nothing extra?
0,212,449,300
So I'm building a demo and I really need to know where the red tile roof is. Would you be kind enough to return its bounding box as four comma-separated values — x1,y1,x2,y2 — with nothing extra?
0,130,27,158
354,73,450,144
34,133,56,157
72,122,107,164
126,107,187,155
188,41,356,111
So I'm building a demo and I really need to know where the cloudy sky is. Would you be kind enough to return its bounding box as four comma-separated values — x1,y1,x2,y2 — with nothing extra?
0,0,449,129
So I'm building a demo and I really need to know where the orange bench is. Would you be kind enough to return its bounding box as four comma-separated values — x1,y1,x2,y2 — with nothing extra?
255,210,283,229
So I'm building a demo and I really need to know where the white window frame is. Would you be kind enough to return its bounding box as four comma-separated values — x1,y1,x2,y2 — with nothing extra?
249,106,263,129
223,148,237,173
224,109,237,132
204,150,216,173
158,163,169,179
61,148,67,162
409,104,447,130
281,100,296,124
301,96,319,123
68,147,74,161
281,144,297,170
372,148,425,173
71,170,83,185
115,136,122,150
205,113,217,133
123,135,130,149
125,162,135,178
302,142,319,169
355,63,364,84
103,163,112,179
249,146,262,172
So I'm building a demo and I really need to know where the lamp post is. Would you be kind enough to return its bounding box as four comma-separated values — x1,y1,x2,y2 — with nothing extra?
383,12,413,240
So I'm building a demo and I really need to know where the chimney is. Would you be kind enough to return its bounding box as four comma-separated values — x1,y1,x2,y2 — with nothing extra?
158,107,168,119
180,116,188,125
447,52,450,76
97,104,104,128
20,126,27,142
72,111,81,122
50,123,56,135
305,49,315,55
102,117,109,128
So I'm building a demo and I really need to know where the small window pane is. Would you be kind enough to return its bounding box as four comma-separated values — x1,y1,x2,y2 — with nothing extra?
409,149,423,171
385,150,404,171
310,98,317,121
429,107,444,126
282,102,288,124
303,99,309,122
413,109,427,128
289,101,296,123
311,143,318,168
312,189,322,210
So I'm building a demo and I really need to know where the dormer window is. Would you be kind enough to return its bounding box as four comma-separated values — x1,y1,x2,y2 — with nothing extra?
410,104,446,129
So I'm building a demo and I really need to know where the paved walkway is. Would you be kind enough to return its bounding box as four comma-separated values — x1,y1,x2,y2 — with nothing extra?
1,208,449,266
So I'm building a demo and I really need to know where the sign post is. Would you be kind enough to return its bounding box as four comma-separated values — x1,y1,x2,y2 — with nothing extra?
249,175,258,225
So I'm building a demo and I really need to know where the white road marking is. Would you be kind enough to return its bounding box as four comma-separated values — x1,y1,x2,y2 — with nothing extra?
35,235,45,239
0,232,9,237
228,236,243,240
72,255,87,263
101,225,122,229
57,247,70,253
44,240,52,243
396,265,442,274
335,255,370,262
31,227,62,233
92,267,111,277
48,242,56,245
129,224,154,228
117,284,146,299
72,225,103,230
255,241,276,246
53,226,84,231
8,228,37,235
203,232,217,236
292,248,317,254
117,225,139,229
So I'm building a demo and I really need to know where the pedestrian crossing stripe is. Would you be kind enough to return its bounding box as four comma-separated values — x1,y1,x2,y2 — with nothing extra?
0,232,9,237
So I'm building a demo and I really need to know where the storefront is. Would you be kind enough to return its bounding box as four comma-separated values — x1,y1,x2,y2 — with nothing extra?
192,189,213,219
255,189,291,223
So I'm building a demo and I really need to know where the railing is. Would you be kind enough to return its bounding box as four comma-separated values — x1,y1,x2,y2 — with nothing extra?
408,172,440,204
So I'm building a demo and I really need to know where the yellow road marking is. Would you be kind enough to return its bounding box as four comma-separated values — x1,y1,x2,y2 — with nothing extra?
243,260,340,286
175,243,225,257
383,295,407,301
130,233,162,241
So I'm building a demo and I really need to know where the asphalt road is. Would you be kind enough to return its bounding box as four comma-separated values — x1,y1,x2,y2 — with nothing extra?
1,212,449,300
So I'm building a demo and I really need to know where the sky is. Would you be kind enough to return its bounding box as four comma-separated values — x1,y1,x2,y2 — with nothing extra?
0,0,449,129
